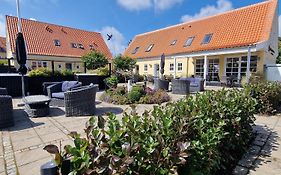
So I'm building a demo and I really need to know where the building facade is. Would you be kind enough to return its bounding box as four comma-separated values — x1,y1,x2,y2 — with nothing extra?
124,0,278,84
0,37,6,59
5,16,112,72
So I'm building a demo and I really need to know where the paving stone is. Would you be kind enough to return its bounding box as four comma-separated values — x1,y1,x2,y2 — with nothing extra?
35,126,60,136
15,147,51,166
12,136,43,151
238,153,258,168
0,158,5,173
18,157,52,175
10,130,37,142
248,145,261,155
233,165,249,175
253,140,265,147
40,131,67,144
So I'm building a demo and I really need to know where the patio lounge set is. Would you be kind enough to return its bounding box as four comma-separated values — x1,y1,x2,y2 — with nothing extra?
0,81,99,129
154,77,205,95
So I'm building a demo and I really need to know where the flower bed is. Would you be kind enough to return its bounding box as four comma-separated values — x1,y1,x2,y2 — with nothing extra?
45,89,256,175
100,86,170,105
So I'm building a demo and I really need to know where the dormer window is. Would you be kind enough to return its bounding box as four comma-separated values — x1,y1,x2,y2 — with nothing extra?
89,44,95,50
146,44,154,52
202,33,213,44
184,37,195,47
132,47,139,54
78,44,84,49
71,43,77,48
170,40,177,46
54,39,61,46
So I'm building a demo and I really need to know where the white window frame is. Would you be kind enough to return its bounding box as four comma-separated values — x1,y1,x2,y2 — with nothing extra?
144,64,148,72
170,63,174,72
177,62,183,72
194,59,204,77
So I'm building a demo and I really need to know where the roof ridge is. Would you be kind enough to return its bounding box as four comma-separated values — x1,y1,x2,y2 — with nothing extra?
6,15,101,35
136,0,271,37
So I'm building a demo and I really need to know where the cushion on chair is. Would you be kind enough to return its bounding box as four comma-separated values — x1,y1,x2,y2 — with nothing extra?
61,81,80,92
52,92,65,99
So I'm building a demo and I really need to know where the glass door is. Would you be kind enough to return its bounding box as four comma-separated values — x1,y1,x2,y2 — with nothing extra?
208,59,219,81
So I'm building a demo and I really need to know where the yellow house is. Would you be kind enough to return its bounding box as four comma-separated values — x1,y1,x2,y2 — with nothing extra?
124,0,278,84
0,37,6,59
5,16,112,72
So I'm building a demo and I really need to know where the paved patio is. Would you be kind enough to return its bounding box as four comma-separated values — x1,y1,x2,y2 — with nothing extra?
0,88,280,175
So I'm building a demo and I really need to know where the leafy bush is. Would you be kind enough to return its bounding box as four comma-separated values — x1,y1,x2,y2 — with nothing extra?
55,89,256,175
245,82,281,114
0,59,8,65
139,89,170,104
61,69,74,76
28,68,74,77
128,90,142,102
28,68,52,77
81,51,109,70
100,86,170,105
104,75,118,88
97,66,109,76
113,55,136,72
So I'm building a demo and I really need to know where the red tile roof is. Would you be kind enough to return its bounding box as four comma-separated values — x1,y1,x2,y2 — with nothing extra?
6,16,112,59
0,37,6,53
124,0,278,59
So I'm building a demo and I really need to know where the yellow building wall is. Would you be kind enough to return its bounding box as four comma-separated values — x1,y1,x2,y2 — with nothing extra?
0,52,6,59
136,51,267,79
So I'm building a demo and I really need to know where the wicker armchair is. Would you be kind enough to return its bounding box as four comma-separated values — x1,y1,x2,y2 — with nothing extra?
172,79,190,95
0,88,14,129
180,78,204,92
47,81,82,99
154,78,169,91
64,85,99,117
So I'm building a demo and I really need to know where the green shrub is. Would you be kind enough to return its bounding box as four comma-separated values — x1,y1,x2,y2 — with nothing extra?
61,69,74,76
97,66,109,76
28,68,52,77
128,90,142,103
245,82,281,114
104,75,118,88
0,60,8,65
58,89,256,175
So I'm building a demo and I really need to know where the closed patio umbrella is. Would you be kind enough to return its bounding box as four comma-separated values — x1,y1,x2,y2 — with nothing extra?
16,0,27,97
160,53,165,79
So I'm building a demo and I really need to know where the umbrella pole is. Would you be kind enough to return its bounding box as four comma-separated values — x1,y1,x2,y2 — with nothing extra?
16,0,26,97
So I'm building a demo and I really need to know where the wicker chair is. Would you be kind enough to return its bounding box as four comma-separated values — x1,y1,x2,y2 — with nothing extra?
154,78,169,91
64,84,99,117
0,88,14,129
47,81,82,99
180,78,204,92
172,79,190,95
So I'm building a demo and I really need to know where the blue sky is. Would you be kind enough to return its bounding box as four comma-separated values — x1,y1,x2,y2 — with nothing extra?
0,0,279,55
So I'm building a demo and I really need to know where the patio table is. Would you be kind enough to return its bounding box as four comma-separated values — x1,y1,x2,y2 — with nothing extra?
23,95,51,117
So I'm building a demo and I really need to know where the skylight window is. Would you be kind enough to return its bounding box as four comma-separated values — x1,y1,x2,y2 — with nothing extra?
132,47,140,54
71,43,77,48
54,39,61,46
78,44,84,49
146,44,154,52
202,33,213,44
184,37,195,47
170,40,177,46
89,45,94,50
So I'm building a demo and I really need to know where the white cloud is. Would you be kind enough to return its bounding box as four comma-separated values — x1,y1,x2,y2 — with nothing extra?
0,15,6,37
117,0,152,11
279,15,281,37
29,18,37,21
181,0,233,23
153,0,183,11
117,0,183,11
99,26,127,57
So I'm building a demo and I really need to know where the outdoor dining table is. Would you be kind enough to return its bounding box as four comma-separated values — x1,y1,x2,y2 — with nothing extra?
23,95,51,118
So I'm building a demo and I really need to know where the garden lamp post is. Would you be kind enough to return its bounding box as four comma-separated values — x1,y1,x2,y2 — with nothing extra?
16,0,28,97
